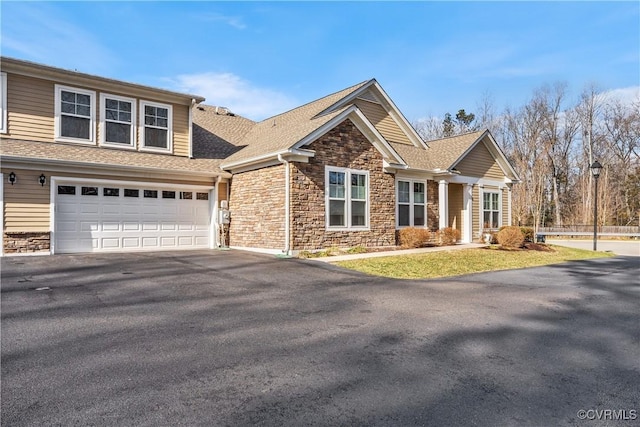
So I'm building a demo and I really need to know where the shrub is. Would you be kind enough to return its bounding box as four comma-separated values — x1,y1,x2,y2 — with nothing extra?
520,227,534,243
398,227,432,248
497,226,525,249
436,227,461,246
346,245,368,254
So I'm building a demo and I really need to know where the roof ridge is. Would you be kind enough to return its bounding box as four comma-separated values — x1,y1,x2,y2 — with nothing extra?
256,80,371,123
424,129,485,144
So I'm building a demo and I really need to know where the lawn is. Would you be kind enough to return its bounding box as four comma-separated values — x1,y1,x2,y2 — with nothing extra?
335,245,615,279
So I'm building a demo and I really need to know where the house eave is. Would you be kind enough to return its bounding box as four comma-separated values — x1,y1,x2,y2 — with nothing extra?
1,155,230,179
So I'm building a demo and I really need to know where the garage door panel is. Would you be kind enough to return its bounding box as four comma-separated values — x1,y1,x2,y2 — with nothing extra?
122,237,141,248
142,237,159,247
101,238,121,249
55,182,211,253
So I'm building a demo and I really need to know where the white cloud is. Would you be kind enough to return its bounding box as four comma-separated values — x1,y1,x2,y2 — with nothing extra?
602,86,640,106
171,72,298,121
196,12,247,30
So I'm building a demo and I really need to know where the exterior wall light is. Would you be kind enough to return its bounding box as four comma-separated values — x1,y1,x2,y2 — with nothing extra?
8,171,16,185
39,173,47,186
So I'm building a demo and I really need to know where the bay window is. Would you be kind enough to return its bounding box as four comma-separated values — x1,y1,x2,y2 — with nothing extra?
326,166,369,229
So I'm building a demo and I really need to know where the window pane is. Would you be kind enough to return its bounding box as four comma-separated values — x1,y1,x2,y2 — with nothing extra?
57,185,76,195
105,122,131,144
81,186,98,196
157,118,168,128
144,190,158,198
103,188,119,197
329,171,345,198
76,105,90,117
162,191,176,199
414,182,425,203
180,191,192,200
145,116,155,126
492,212,499,228
398,204,410,226
351,200,366,226
483,193,491,210
106,99,118,109
157,108,168,118
119,112,131,122
61,91,75,102
398,181,410,203
61,102,75,114
105,109,118,121
483,211,491,228
61,116,90,139
492,193,499,210
119,101,131,112
76,94,90,106
145,127,167,148
414,204,425,226
196,192,208,200
145,105,154,115
351,174,366,200
329,200,345,226
124,189,139,197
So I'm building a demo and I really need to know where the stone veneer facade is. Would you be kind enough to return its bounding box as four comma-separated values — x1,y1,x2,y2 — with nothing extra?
3,232,50,254
426,180,439,232
228,164,286,250
290,119,397,250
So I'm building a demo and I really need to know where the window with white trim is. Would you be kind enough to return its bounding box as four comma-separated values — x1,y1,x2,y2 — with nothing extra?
0,72,6,134
55,85,96,143
326,166,369,229
482,191,501,229
140,100,172,152
396,179,426,227
100,93,136,147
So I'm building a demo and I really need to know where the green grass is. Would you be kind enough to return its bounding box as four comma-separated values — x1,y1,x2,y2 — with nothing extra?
335,245,615,279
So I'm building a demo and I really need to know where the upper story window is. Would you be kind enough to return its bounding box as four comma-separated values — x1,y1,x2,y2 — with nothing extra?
140,100,172,152
100,94,136,148
0,72,6,134
326,166,369,230
482,190,501,229
397,179,426,227
55,84,96,144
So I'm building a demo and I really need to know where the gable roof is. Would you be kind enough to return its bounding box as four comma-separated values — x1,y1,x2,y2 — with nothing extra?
192,105,255,159
219,81,369,167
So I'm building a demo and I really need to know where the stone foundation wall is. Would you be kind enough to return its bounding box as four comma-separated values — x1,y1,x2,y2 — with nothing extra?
4,232,51,254
290,119,396,250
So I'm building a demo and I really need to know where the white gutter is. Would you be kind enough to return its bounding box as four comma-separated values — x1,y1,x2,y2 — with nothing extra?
277,154,291,255
189,98,196,159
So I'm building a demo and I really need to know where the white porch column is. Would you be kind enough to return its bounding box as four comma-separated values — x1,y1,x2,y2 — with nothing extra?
507,186,513,226
438,180,448,230
462,184,473,243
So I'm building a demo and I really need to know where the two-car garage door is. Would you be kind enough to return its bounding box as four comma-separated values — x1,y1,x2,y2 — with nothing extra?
54,180,212,254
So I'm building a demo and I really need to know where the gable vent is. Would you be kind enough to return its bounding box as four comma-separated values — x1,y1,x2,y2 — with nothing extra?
357,89,380,104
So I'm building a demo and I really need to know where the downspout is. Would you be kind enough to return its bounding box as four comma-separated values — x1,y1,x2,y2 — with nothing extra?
277,154,291,255
189,99,196,158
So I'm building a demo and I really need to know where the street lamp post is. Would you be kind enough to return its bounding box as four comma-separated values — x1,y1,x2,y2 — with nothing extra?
590,161,602,251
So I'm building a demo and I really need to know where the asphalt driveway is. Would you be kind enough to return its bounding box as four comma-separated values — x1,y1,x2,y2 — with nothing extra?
2,250,639,426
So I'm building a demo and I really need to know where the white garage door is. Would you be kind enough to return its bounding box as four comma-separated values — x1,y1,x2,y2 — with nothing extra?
54,181,212,253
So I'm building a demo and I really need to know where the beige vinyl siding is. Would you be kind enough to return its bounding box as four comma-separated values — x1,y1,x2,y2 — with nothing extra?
448,183,464,236
3,170,50,232
53,171,213,187
472,184,480,239
455,140,504,180
217,182,228,203
502,187,509,226
353,99,412,145
4,73,191,157
6,74,55,142
172,104,190,157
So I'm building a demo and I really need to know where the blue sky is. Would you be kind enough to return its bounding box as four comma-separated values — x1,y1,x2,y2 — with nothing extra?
2,1,638,122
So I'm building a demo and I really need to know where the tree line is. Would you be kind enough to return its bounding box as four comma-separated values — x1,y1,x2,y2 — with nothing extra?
414,83,640,230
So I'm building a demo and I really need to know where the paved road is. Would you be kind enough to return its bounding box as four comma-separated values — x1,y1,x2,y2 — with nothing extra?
547,239,640,257
2,251,639,426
